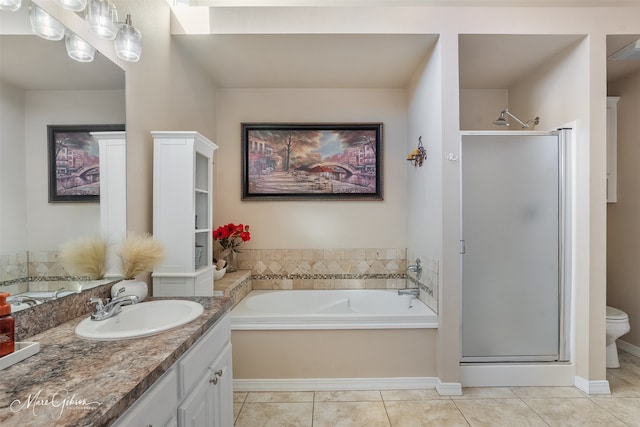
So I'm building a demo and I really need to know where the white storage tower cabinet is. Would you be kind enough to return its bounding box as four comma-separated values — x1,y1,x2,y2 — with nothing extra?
152,131,218,296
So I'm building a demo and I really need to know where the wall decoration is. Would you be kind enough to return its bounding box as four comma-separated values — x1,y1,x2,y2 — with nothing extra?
47,124,124,202
241,123,383,200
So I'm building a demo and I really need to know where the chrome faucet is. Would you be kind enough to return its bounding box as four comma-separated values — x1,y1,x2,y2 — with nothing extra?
9,296,40,306
89,295,139,321
398,288,420,297
407,258,422,280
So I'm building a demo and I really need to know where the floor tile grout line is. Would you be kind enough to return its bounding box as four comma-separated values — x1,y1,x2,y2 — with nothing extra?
517,396,553,427
588,396,637,427
449,399,473,427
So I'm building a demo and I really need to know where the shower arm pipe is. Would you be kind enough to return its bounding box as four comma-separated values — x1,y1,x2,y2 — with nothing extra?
501,109,540,128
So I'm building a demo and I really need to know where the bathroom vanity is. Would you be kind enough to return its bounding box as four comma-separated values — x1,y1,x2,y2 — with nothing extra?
0,296,233,426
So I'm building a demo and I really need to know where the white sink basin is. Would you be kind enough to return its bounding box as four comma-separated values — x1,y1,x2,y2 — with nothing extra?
75,300,204,340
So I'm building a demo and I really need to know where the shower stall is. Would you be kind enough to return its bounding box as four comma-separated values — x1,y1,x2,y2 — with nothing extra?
460,130,571,363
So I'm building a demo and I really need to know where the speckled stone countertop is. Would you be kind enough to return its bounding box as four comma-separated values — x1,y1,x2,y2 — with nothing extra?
0,296,232,427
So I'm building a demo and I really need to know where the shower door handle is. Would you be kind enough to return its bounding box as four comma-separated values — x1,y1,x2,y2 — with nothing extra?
460,240,466,254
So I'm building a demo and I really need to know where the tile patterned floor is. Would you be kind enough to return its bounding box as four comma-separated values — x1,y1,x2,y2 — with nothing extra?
233,351,640,426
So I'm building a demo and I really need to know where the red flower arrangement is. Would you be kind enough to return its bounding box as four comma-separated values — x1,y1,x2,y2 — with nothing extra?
213,223,251,256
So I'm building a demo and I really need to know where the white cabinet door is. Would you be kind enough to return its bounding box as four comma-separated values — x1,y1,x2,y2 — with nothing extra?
211,343,233,427
178,374,215,427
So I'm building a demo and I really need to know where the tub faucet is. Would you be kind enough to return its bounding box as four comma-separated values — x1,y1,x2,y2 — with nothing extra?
407,258,422,280
398,288,420,297
89,295,139,321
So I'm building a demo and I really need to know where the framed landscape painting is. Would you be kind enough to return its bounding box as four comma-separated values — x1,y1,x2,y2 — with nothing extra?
241,123,383,200
47,124,125,202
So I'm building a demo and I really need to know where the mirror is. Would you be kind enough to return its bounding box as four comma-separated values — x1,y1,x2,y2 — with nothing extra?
0,6,126,310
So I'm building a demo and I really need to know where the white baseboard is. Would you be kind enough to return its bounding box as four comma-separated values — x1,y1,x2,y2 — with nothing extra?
460,363,574,387
574,376,611,395
233,377,438,392
617,339,640,358
436,380,463,396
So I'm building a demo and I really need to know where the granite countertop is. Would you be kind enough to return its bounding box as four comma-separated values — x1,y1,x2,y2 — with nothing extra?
0,296,232,427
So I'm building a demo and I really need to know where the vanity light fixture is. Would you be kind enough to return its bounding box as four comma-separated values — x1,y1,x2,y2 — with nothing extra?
407,136,427,167
65,32,96,62
87,0,118,40
55,0,87,12
0,0,21,12
114,14,142,62
29,3,65,41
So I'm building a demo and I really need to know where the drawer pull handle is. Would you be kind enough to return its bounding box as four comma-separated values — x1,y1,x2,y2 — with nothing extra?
210,377,218,385
215,369,223,377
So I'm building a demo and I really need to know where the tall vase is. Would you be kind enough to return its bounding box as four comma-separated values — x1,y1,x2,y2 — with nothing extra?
224,251,238,273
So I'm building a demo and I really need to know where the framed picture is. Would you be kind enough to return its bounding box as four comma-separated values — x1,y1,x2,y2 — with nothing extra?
47,124,125,202
241,123,383,200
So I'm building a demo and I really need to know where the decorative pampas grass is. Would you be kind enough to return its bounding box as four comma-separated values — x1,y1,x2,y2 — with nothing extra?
60,236,107,279
119,232,165,280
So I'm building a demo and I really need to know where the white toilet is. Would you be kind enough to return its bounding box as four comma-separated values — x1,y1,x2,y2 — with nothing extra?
606,306,630,368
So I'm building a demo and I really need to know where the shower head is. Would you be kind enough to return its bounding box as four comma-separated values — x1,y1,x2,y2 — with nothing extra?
493,109,540,129
493,111,510,126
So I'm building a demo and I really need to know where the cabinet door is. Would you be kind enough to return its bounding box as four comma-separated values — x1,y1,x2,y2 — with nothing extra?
112,368,178,427
211,343,233,427
178,374,215,427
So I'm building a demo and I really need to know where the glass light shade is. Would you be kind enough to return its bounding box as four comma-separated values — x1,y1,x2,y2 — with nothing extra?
86,0,117,40
55,0,87,12
29,4,65,41
65,33,95,62
0,0,22,12
114,16,141,62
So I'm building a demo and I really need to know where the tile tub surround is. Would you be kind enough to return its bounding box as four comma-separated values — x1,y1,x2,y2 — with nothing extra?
230,249,439,313
238,248,407,277
0,250,73,283
239,248,407,291
0,296,232,427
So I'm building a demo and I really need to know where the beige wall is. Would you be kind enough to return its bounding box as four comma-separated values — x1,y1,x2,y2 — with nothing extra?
459,89,508,131
0,81,26,255
118,0,219,235
215,88,408,249
608,72,640,348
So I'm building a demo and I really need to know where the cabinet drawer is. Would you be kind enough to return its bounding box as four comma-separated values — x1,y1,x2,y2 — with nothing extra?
178,313,230,397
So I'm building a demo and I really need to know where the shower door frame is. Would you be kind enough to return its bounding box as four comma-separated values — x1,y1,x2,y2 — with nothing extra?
459,129,571,363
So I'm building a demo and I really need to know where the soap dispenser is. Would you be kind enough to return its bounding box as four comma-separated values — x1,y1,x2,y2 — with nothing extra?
0,292,15,357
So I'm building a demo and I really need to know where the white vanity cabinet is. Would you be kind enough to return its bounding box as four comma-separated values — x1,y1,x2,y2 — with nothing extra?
152,131,219,296
113,313,233,427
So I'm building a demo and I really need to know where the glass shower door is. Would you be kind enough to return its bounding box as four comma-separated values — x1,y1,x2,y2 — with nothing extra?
461,133,560,362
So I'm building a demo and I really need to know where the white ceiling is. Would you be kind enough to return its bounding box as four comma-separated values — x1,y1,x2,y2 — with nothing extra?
2,20,640,92
174,33,640,90
173,34,439,89
459,34,586,89
0,35,125,91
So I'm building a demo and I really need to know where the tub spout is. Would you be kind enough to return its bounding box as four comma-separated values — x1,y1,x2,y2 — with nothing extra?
398,288,420,297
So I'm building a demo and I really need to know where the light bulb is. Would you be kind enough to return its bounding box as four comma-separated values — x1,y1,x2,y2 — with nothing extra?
86,0,118,40
55,0,87,12
114,15,142,62
65,33,96,62
0,0,21,12
30,4,65,41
